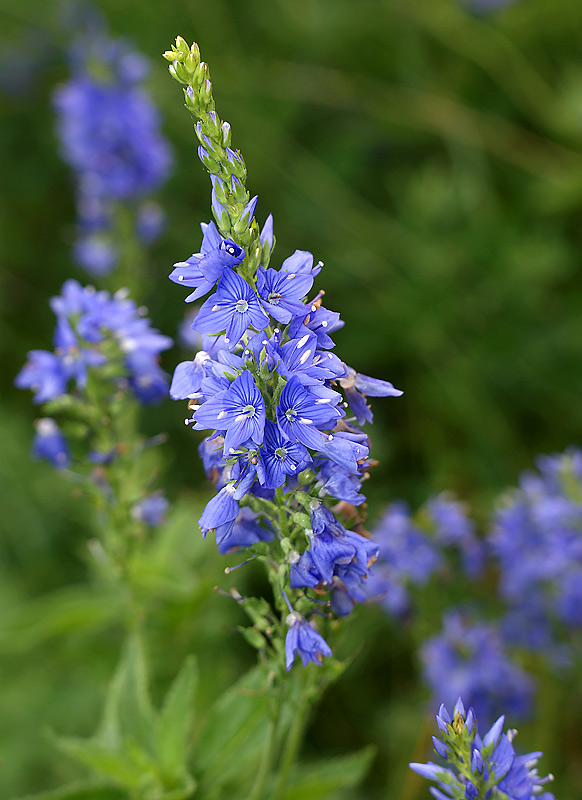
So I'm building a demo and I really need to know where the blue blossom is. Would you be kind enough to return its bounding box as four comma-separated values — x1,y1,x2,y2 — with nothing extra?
256,265,314,323
73,234,118,276
15,351,69,404
132,494,169,526
421,613,533,727
410,700,556,800
339,367,403,425
136,201,165,244
288,304,344,350
216,507,274,554
54,35,171,201
276,376,342,450
169,221,246,302
193,269,269,350
368,493,484,618
489,448,582,657
16,280,172,407
290,502,378,600
54,23,172,273
284,612,332,670
165,50,402,660
199,484,240,540
192,369,266,455
32,418,70,469
262,420,311,489
366,501,442,617
427,494,485,577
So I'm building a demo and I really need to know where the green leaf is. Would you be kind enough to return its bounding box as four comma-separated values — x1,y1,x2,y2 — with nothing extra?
0,586,123,652
156,656,198,783
278,746,375,800
13,780,127,800
195,668,271,791
97,633,154,755
55,738,148,788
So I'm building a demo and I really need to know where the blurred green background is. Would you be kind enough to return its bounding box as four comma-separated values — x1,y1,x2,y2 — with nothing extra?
1,0,582,797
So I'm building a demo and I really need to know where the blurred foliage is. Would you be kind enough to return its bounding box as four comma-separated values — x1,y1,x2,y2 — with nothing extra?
1,0,582,797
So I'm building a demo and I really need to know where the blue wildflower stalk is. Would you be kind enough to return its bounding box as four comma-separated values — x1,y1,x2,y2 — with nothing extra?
54,20,172,291
490,448,582,663
16,280,172,596
410,698,556,800
163,36,402,795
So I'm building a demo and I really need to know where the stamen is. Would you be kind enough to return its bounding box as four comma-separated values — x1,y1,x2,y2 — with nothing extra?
225,553,258,573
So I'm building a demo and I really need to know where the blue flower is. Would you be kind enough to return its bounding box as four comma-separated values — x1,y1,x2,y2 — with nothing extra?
73,234,118,276
15,351,69,404
256,265,314,324
427,494,485,577
192,370,266,455
53,24,172,274
199,484,239,539
489,447,582,659
32,418,70,468
411,700,556,800
16,281,172,407
169,354,208,400
54,36,171,201
169,221,246,302
421,612,533,727
366,501,442,617
284,612,332,670
136,201,165,244
288,304,344,350
262,420,311,490
339,367,403,425
276,334,340,385
216,507,274,554
132,494,169,526
193,268,269,350
276,376,342,450
290,504,377,600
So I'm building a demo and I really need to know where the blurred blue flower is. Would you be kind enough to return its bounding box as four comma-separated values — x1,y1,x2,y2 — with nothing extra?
421,612,533,727
490,448,582,657
16,280,172,408
32,418,70,469
366,501,442,617
132,494,169,526
54,22,172,273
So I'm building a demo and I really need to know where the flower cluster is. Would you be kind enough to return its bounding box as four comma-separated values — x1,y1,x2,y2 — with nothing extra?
172,215,400,665
421,613,533,727
164,37,402,668
54,23,172,274
410,698,556,800
367,494,484,618
489,448,582,659
16,279,171,466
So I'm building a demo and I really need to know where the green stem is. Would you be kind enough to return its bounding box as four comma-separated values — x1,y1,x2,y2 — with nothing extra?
272,667,317,799
246,703,282,800
275,487,288,539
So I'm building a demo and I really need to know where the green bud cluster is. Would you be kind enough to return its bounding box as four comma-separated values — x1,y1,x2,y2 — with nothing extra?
163,37,266,278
